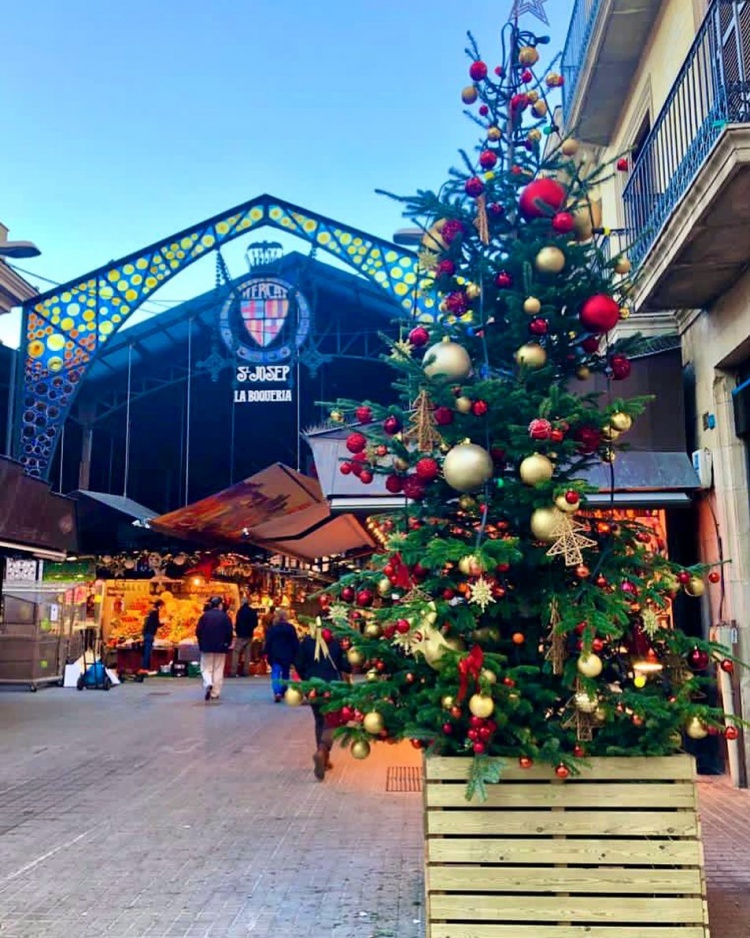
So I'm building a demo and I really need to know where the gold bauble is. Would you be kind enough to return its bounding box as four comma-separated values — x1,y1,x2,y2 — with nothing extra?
519,453,554,486
461,85,478,104
530,507,563,542
516,343,547,369
481,668,497,684
526,90,539,104
527,128,542,143
443,443,494,493
594,706,607,722
423,340,472,380
458,554,484,575
576,366,591,380
465,282,481,299
366,668,380,682
610,412,633,432
614,256,631,275
523,296,542,315
535,246,566,274
685,576,705,598
284,686,304,707
442,695,455,710
571,199,602,241
561,138,579,156
330,410,344,423
633,674,647,689
577,654,603,678
468,693,495,719
393,456,409,472
532,99,548,117
619,306,631,320
347,648,365,668
554,493,579,513
421,219,449,253
455,396,473,414
458,495,477,511
685,717,708,740
601,425,621,442
518,45,539,65
377,577,393,597
575,692,597,713
487,126,501,141
364,621,382,639
363,711,385,735
351,739,372,760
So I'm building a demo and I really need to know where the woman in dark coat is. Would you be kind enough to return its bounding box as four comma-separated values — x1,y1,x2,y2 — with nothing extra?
264,608,299,702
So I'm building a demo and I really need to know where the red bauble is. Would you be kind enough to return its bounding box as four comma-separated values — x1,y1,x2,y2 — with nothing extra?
415,457,440,481
555,764,570,779
402,475,427,500
469,60,488,81
479,149,498,170
617,157,629,172
376,444,387,457
355,405,373,424
442,587,455,600
494,65,504,76
581,335,600,353
340,706,354,722
579,294,620,333
340,462,352,476
720,659,735,673
441,219,464,244
565,490,580,504
552,211,575,233
435,259,455,277
352,451,367,463
725,725,740,740
519,178,567,219
465,176,485,197
708,570,721,584
385,474,404,494
610,354,631,380
359,470,373,484
519,756,533,769
495,270,513,288
479,104,489,116
573,425,602,455
549,428,564,443
572,744,585,758
592,638,604,653
340,586,355,603
383,625,396,639
445,291,468,314
529,317,549,335
346,432,367,454
677,571,692,584
356,589,374,608
471,400,489,416
442,723,453,735
410,738,423,749
433,406,454,426
489,202,504,217
510,92,528,111
528,417,552,440
383,415,401,435
520,68,533,83
409,326,430,347
319,592,333,608
473,741,486,754
321,627,333,643
688,647,710,670
395,619,411,634
412,562,429,579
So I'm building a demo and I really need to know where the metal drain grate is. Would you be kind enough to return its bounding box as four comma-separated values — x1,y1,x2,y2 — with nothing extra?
386,766,423,792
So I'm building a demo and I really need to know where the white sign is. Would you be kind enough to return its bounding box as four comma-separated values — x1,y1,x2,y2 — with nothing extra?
234,365,293,404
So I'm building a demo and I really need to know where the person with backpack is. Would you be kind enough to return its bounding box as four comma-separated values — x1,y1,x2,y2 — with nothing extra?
196,596,234,702
294,623,351,781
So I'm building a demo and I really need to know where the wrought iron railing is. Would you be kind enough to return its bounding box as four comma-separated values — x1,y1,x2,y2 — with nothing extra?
560,0,603,117
623,0,750,268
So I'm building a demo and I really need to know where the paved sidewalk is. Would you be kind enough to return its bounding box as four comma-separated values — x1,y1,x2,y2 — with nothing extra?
0,679,748,937
0,679,424,938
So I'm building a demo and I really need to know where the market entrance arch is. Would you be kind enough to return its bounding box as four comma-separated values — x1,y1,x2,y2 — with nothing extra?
16,195,435,480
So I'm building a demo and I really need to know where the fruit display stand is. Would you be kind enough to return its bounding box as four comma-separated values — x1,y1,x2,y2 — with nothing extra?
423,754,710,938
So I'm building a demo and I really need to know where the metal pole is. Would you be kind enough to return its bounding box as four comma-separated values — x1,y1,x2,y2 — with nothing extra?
296,358,301,472
123,345,133,498
184,319,192,505
4,348,17,457
58,423,65,494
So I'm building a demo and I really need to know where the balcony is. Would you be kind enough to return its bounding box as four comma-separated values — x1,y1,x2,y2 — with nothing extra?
624,0,750,311
561,0,662,146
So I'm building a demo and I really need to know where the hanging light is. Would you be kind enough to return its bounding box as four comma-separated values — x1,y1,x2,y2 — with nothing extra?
633,648,664,674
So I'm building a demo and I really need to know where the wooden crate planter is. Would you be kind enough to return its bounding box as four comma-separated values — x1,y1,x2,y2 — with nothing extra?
424,754,709,938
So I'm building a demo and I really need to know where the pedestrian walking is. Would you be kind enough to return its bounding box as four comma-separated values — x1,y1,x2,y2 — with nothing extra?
264,608,299,702
294,622,351,781
232,598,258,676
141,599,164,672
196,596,234,702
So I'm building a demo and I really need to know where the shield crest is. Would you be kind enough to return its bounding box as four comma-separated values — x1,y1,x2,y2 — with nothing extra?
241,294,289,348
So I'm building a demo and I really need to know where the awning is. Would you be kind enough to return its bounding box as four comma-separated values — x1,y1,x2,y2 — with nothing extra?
0,456,77,559
70,491,158,524
150,463,375,562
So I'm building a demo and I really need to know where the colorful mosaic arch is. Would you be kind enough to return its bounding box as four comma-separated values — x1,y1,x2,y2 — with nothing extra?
18,195,436,479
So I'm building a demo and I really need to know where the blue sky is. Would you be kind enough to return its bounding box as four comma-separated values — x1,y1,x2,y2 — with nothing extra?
2,0,573,345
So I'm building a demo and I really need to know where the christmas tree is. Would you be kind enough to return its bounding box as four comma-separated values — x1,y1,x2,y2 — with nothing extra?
289,18,740,795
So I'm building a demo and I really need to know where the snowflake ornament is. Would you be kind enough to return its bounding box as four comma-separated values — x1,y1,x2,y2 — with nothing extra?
468,576,496,612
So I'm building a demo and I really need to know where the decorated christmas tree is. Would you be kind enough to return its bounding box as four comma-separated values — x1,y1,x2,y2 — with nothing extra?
288,15,739,795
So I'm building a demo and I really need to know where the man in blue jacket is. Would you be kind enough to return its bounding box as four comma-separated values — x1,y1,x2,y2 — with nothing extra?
196,597,234,702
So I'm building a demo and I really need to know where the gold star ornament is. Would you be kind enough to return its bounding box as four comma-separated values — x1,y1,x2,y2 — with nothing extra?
546,514,597,567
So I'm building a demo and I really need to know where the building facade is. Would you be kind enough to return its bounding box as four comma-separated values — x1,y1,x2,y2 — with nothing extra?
562,0,750,781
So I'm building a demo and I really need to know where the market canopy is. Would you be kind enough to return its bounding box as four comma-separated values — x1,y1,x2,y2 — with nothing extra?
149,463,376,562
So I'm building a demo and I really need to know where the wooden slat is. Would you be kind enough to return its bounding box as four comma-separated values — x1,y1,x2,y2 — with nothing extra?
427,864,705,895
429,894,707,924
426,808,697,837
428,926,708,938
426,835,703,866
426,781,697,809
425,754,696,782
